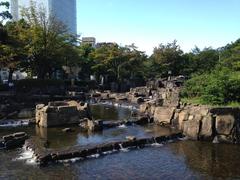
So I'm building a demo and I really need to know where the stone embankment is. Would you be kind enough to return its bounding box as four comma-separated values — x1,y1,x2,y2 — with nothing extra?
120,76,240,144
25,133,183,166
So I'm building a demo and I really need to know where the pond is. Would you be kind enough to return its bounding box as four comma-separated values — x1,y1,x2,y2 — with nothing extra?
0,104,240,179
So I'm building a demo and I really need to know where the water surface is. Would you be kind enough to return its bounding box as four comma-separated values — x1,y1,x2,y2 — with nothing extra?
0,104,240,179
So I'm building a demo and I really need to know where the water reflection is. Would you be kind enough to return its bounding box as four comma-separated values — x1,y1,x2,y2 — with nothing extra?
169,141,240,179
90,104,132,120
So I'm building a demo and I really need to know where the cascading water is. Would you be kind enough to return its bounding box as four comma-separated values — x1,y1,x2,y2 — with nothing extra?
119,144,129,152
151,137,163,147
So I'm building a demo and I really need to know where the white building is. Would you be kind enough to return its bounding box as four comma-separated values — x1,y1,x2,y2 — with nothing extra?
82,37,96,47
0,68,27,83
10,0,77,34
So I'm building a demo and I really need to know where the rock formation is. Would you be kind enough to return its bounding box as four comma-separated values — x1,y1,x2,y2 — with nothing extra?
35,101,91,127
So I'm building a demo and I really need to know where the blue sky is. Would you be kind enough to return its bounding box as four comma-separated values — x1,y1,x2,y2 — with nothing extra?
77,0,240,55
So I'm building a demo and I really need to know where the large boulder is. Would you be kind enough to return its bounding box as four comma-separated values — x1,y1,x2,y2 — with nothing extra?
0,132,28,150
199,115,213,140
36,101,91,127
183,119,201,140
154,107,175,124
177,110,189,130
18,108,35,119
216,115,235,135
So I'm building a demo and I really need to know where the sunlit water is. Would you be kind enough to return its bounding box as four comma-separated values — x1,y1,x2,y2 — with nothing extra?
0,104,240,179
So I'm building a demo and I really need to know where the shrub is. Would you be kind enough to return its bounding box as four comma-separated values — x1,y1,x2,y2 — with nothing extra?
181,68,240,105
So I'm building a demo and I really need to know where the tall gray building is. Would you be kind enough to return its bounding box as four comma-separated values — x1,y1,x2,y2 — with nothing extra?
10,0,77,34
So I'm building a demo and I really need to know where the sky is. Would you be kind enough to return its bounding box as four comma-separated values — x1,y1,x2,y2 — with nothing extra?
77,0,240,55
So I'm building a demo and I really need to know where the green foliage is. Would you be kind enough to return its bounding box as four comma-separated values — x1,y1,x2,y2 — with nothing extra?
0,20,28,81
89,43,147,84
181,68,240,105
149,40,183,77
182,47,219,76
0,1,12,21
19,2,79,79
14,79,65,93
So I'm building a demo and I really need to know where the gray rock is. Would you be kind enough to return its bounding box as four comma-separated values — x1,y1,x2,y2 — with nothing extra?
62,128,74,133
154,107,175,124
126,136,136,141
199,115,213,140
36,101,91,127
216,115,235,135
183,119,201,140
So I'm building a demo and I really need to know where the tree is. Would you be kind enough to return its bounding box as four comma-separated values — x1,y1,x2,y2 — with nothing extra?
0,20,28,82
150,40,183,77
0,1,12,21
20,2,78,79
77,44,95,80
0,1,12,43
182,46,219,76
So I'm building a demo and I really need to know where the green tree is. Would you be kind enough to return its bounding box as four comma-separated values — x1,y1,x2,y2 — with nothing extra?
77,44,95,80
0,1,12,21
0,20,27,82
20,2,78,79
182,46,219,76
150,40,183,77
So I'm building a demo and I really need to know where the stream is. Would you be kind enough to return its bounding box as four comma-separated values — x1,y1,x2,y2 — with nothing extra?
0,104,240,179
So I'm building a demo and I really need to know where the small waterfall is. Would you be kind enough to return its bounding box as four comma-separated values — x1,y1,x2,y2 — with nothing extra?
151,137,163,147
15,146,37,165
119,144,129,152
118,124,127,128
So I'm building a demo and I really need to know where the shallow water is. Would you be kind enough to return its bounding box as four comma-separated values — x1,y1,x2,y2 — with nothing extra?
0,104,240,179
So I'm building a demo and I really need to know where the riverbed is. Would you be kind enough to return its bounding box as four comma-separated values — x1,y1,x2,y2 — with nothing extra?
0,104,240,179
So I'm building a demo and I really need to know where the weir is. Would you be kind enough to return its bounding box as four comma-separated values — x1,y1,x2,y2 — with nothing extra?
24,133,183,166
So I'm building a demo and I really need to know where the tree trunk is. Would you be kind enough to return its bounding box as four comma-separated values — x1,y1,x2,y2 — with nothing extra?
8,68,14,83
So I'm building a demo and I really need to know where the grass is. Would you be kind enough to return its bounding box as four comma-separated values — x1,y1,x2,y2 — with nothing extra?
180,97,240,107
180,97,205,105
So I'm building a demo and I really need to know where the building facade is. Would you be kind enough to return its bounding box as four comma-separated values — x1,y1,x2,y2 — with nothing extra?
82,37,96,47
0,68,27,83
10,0,77,34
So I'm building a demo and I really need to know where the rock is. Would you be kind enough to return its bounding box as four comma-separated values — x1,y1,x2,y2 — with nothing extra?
131,111,138,117
2,135,14,141
91,93,101,98
117,96,128,101
199,115,213,140
1,132,28,150
13,132,27,138
18,108,35,119
62,128,74,133
213,135,232,143
188,115,194,121
155,98,164,106
126,136,136,141
137,97,144,104
216,115,235,135
154,107,175,124
36,101,91,127
178,111,189,125
139,103,148,114
183,119,200,140
79,119,102,131
135,116,149,125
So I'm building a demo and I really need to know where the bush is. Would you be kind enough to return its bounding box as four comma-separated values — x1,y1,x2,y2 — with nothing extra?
181,68,240,105
14,79,65,94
